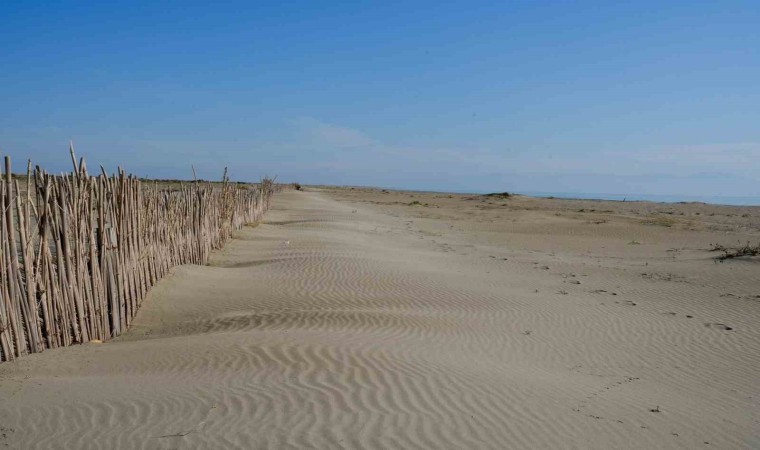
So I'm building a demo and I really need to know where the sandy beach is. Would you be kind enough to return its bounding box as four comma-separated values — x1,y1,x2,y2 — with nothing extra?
1,187,758,449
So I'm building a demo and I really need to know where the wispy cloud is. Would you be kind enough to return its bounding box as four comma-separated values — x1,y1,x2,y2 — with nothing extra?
292,117,503,169
295,117,375,148
294,117,760,174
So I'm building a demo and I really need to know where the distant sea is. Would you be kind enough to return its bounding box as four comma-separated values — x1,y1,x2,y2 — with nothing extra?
345,185,760,207
513,191,760,206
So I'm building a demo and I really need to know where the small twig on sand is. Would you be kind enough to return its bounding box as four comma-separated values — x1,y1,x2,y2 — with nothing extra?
157,404,218,439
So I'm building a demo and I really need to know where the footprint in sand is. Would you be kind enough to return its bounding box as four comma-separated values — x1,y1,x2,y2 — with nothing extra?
591,289,618,296
615,300,637,306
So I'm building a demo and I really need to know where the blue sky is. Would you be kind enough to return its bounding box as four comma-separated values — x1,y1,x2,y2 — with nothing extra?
2,1,759,200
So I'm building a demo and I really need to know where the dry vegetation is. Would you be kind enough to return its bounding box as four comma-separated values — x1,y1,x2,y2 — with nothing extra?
713,241,760,260
642,216,679,227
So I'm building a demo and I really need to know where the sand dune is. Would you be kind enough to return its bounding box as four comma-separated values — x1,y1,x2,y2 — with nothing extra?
1,188,758,449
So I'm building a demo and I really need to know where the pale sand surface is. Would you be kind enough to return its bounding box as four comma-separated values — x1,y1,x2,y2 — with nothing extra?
1,188,759,449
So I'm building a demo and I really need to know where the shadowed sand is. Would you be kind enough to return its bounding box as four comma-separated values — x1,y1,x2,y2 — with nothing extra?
0,188,759,449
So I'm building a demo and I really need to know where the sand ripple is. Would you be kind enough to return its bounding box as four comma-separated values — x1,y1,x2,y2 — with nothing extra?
1,190,758,449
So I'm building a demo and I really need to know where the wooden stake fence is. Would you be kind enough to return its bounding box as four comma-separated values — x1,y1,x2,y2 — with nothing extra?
0,153,277,362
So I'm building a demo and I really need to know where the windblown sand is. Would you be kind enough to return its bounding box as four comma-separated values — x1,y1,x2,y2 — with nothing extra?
1,188,759,449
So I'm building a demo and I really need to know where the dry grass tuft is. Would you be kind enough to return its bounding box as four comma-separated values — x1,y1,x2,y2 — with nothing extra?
642,216,678,227
483,192,512,199
715,242,760,260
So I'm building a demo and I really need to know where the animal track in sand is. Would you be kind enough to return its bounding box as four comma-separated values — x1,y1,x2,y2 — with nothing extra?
591,289,618,296
720,293,760,302
614,300,637,306
640,272,688,283
662,312,696,319
572,376,641,422
0,426,16,441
